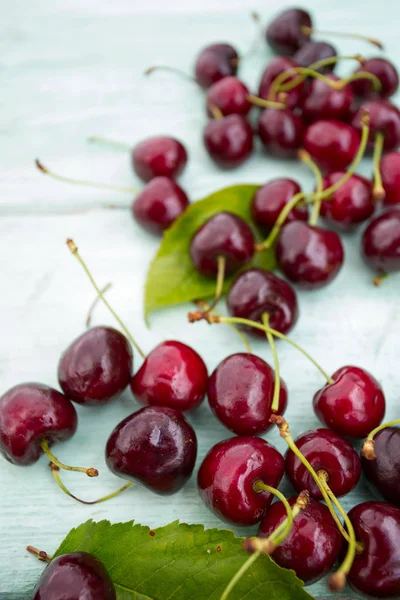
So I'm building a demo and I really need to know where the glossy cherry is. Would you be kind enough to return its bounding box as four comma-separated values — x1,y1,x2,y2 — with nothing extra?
258,57,305,110
195,43,238,89
226,268,299,337
266,8,312,55
351,57,399,99
130,341,208,412
285,428,361,499
132,136,188,182
301,75,354,123
380,152,400,205
208,353,288,436
0,383,77,466
276,221,344,289
346,501,400,598
251,178,308,230
206,76,250,117
351,100,400,151
106,406,197,495
32,552,116,600
203,114,253,168
361,208,400,274
197,436,284,525
319,172,374,230
259,497,342,584
190,211,254,278
132,176,189,234
293,41,337,72
362,427,400,506
58,327,133,406
258,108,304,158
303,119,360,171
313,366,385,439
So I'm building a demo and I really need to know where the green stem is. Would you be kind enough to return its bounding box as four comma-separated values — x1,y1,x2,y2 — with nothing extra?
253,481,293,545
299,151,324,226
209,104,224,119
340,71,381,92
219,552,260,600
246,94,286,109
193,301,252,354
257,191,305,250
86,282,112,328
88,136,132,151
278,54,364,92
301,25,383,50
268,66,341,101
372,132,385,201
262,314,281,412
362,418,400,459
40,440,98,477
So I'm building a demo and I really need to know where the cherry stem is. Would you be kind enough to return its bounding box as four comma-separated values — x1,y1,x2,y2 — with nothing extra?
298,150,324,226
194,300,252,354
340,71,381,92
40,440,98,477
209,104,224,119
262,314,281,412
246,94,286,109
362,418,400,460
198,256,226,317
66,239,146,359
220,551,261,600
86,282,113,328
50,463,133,504
27,546,53,563
87,136,132,151
145,65,199,86
301,25,384,50
235,11,263,62
372,132,385,201
35,159,139,195
253,481,293,546
373,272,390,286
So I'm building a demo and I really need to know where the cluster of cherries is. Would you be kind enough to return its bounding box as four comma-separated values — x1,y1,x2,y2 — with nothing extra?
6,6,400,600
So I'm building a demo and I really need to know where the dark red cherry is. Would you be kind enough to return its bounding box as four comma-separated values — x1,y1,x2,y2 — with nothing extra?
197,436,284,525
380,152,400,205
346,501,400,598
361,208,400,274
132,136,188,182
351,100,400,151
58,327,133,406
0,383,77,466
106,406,197,495
266,9,312,55
351,57,399,99
258,57,305,110
226,268,299,337
207,353,288,436
313,366,385,439
259,497,342,584
361,427,400,506
319,171,374,230
285,428,361,499
132,177,189,234
251,178,308,230
258,108,304,158
32,552,116,600
276,221,344,289
195,43,238,89
206,76,250,117
301,75,354,123
303,119,360,171
203,114,253,168
293,41,337,72
190,211,254,278
130,341,208,412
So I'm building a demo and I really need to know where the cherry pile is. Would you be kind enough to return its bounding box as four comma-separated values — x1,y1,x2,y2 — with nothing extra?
8,6,400,599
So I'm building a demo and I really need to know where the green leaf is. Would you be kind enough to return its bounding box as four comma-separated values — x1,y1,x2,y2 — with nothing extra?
144,184,276,321
54,519,314,600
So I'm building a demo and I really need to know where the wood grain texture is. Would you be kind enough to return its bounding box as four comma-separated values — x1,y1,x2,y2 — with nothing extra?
0,1,399,598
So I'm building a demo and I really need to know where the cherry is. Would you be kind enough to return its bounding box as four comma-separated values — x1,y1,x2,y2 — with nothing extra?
132,136,188,182
251,178,308,230
276,221,344,289
301,75,354,123
58,327,133,406
130,341,208,412
351,100,400,151
203,114,253,168
190,211,254,278
32,552,116,600
351,57,399,99
303,119,360,172
362,426,400,506
380,152,400,205
206,76,251,117
285,428,361,499
258,497,342,584
266,9,312,55
132,176,189,234
346,501,400,598
319,171,374,230
313,366,385,439
106,406,197,494
195,43,238,88
258,108,304,158
361,208,400,275
258,57,305,110
208,353,287,436
226,268,299,337
293,41,337,72
197,436,284,525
